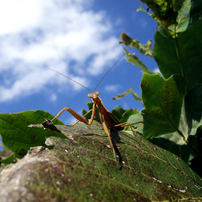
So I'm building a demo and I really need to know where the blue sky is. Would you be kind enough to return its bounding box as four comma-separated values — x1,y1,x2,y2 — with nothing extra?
0,0,157,150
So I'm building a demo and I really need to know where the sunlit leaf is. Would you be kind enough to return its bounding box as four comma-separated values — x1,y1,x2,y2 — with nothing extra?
21,120,202,200
0,110,66,163
112,88,142,102
120,33,153,57
124,47,154,74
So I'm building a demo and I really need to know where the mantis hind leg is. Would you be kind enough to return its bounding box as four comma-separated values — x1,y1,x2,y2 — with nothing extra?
102,121,116,160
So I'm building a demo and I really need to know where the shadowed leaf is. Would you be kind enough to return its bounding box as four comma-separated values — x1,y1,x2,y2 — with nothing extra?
153,19,202,90
141,73,187,138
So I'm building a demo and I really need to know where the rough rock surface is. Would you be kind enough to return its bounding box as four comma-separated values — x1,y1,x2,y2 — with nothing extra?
0,146,52,202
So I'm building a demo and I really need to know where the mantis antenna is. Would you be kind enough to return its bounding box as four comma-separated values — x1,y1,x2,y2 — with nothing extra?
46,69,92,93
47,50,126,92
94,52,125,91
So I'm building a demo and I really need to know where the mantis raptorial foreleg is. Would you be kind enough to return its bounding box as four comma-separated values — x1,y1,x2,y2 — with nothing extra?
52,104,96,125
54,108,95,127
52,103,117,160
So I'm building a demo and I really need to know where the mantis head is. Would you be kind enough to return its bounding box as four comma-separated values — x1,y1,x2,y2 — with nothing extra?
87,92,100,99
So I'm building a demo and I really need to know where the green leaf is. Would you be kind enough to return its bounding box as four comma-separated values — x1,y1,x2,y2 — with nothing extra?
111,106,126,121
141,75,202,165
124,47,154,74
119,32,133,46
138,0,171,19
0,154,16,165
0,110,66,162
126,113,144,134
150,132,198,165
119,33,153,57
141,73,187,138
153,19,202,89
0,142,14,170
176,0,191,32
22,120,202,200
145,85,202,165
177,0,202,33
121,108,139,123
185,84,202,136
112,88,142,102
138,0,180,28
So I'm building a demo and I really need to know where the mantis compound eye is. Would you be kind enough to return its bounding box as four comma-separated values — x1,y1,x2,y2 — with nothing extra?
87,93,93,98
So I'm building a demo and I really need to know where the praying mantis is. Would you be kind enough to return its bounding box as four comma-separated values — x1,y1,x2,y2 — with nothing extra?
51,53,143,160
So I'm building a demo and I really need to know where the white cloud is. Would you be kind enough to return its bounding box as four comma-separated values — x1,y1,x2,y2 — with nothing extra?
0,0,43,35
64,107,85,125
103,84,120,93
50,93,57,102
153,67,160,73
123,103,128,110
139,18,148,29
0,0,122,103
65,116,77,125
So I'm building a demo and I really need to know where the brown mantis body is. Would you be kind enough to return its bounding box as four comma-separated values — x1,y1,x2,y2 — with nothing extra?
51,54,143,160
